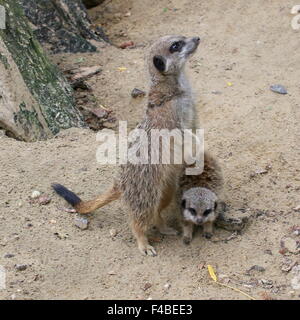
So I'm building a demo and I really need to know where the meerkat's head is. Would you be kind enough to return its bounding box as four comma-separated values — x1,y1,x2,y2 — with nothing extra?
148,35,200,78
181,187,218,225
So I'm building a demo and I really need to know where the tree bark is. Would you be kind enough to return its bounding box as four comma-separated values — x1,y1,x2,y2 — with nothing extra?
0,0,86,141
19,0,109,53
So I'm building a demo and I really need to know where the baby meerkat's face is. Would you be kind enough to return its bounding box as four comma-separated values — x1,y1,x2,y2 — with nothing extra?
181,188,218,225
149,35,200,76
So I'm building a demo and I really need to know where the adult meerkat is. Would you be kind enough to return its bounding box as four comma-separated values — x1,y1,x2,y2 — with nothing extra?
52,35,201,256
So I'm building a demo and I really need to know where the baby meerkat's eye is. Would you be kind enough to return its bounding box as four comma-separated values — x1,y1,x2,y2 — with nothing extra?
188,208,197,216
169,40,185,53
203,209,212,216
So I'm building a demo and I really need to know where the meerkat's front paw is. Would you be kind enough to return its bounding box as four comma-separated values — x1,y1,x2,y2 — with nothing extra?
183,236,192,245
158,226,179,236
138,244,157,256
203,232,213,239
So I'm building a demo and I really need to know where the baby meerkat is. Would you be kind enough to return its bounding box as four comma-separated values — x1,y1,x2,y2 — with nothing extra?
181,187,219,244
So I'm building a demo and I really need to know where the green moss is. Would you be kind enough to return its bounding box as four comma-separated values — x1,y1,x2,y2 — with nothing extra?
0,52,9,69
14,102,47,139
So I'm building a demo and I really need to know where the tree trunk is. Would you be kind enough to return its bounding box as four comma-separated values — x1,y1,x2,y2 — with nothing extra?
19,0,109,53
82,0,105,9
0,0,86,141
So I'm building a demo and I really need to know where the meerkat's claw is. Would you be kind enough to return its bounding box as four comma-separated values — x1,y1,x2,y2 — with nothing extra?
139,244,157,256
183,236,192,245
158,226,179,236
203,232,213,239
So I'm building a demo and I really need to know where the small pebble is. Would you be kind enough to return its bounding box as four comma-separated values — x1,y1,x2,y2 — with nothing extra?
74,217,89,230
119,41,134,49
108,270,116,275
109,228,117,237
164,283,171,290
293,205,300,212
31,190,41,199
247,265,266,273
4,253,14,258
143,282,152,291
38,195,51,205
281,237,300,254
270,84,287,94
260,279,273,289
131,88,146,98
15,264,27,271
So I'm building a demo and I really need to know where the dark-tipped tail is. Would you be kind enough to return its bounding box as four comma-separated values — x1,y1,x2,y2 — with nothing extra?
51,183,82,207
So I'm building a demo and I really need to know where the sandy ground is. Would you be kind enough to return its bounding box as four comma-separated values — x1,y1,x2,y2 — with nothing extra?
0,0,300,300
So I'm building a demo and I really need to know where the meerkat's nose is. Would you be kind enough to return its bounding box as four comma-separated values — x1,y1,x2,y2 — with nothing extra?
193,37,201,43
196,217,203,224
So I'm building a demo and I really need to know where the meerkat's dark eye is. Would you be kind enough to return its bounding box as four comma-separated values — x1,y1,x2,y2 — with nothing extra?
181,199,186,208
214,202,218,210
169,41,185,53
203,209,212,216
188,208,197,216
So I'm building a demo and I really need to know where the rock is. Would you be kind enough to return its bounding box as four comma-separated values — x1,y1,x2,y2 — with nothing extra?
246,265,265,274
242,278,259,288
270,84,287,94
164,283,171,290
38,195,51,205
215,209,249,232
4,253,14,258
259,279,273,289
291,226,300,236
264,249,273,255
74,217,89,230
70,66,101,81
131,88,146,98
108,270,116,275
211,91,222,95
281,237,300,254
31,190,41,199
143,282,152,291
54,231,69,239
119,41,134,49
109,228,117,237
293,205,300,212
281,258,298,272
291,265,300,290
15,264,27,271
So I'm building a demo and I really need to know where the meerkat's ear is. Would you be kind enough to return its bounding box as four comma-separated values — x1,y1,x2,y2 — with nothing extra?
153,55,166,72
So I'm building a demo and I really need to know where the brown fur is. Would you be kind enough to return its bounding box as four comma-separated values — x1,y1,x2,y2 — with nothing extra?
53,35,201,256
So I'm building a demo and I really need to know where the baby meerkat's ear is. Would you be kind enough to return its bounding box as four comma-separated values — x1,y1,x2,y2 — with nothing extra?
153,55,166,73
